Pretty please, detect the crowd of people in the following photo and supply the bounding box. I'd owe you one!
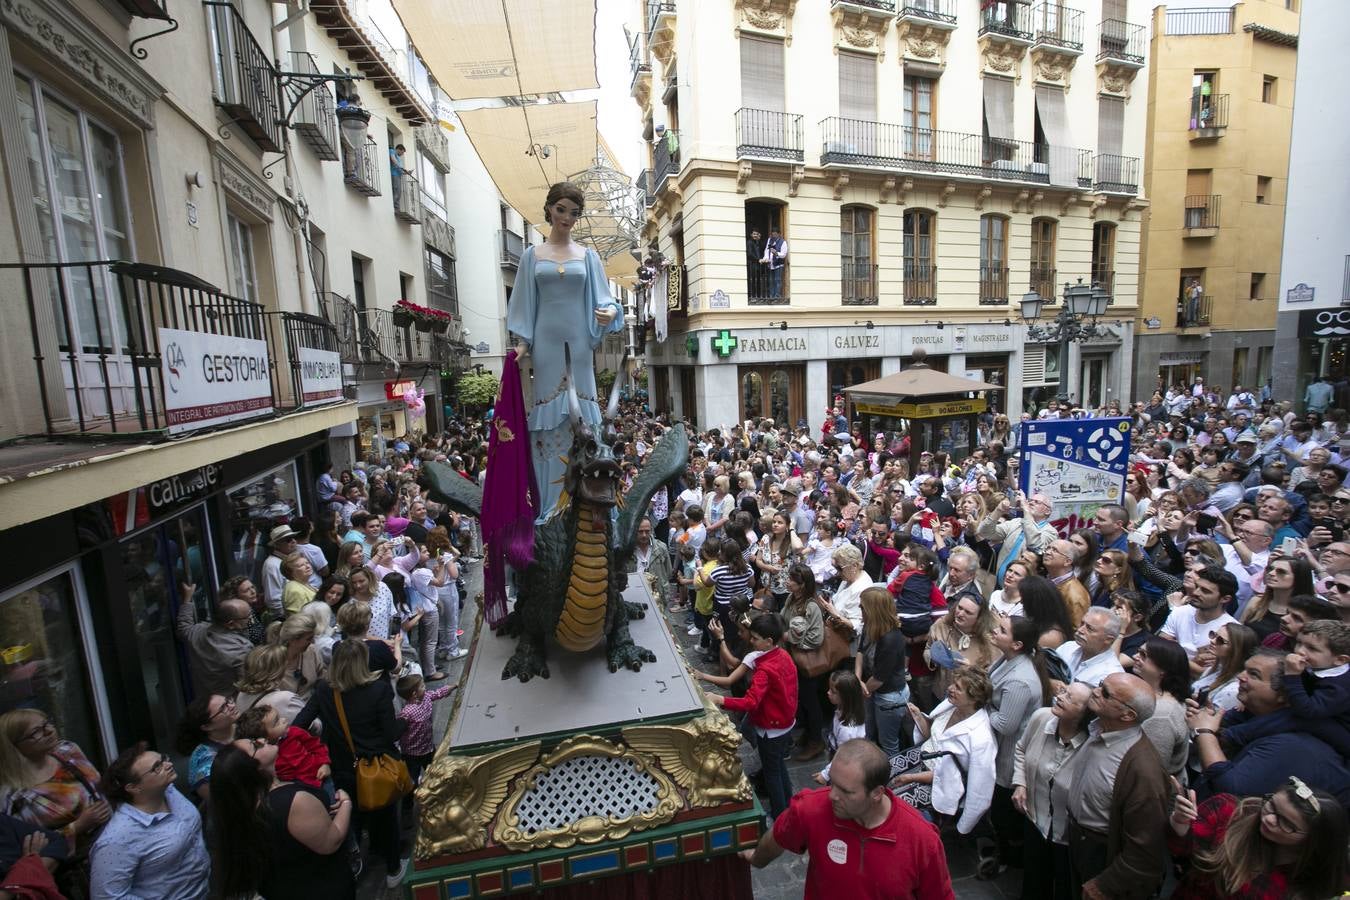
[4,383,1350,898]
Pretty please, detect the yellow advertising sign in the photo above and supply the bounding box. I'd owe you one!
[855,399,983,418]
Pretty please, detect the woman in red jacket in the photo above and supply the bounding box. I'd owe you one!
[708,613,798,819]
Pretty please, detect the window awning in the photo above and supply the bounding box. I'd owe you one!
[390,0,598,100]
[983,76,1015,142]
[1034,84,1077,187]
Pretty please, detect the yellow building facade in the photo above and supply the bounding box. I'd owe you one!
[632,0,1150,431]
[1133,1,1298,399]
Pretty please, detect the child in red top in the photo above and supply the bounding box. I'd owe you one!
[236,704,331,789]
[708,613,798,819]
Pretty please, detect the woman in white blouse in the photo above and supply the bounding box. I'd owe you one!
[818,542,870,639]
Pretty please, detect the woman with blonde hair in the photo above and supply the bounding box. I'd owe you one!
[301,599,338,664]
[273,611,327,699]
[334,540,366,580]
[705,474,734,534]
[1089,549,1135,608]
[820,541,870,636]
[854,586,909,755]
[235,644,305,722]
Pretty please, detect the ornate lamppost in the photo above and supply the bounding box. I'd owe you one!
[1019,278,1111,404]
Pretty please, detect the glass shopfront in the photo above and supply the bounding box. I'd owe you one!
[226,463,302,584]
[0,566,112,764]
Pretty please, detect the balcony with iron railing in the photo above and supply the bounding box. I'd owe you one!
[1097,18,1145,66]
[903,262,938,305]
[647,0,675,39]
[653,131,680,189]
[342,136,382,197]
[1093,154,1139,194]
[736,109,805,163]
[1178,294,1213,328]
[287,52,339,161]
[1189,93,1229,139]
[629,34,651,93]
[979,0,1033,43]
[393,172,422,224]
[1030,3,1084,53]
[831,0,895,13]
[748,261,790,306]
[842,262,879,306]
[637,169,654,208]
[414,121,451,173]
[819,117,1092,188]
[1183,195,1221,235]
[500,230,523,269]
[205,2,284,153]
[1029,265,1057,303]
[315,291,365,364]
[898,0,957,26]
[980,265,1010,305]
[1164,7,1234,36]
[0,259,350,438]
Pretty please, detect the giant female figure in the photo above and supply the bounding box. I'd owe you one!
[506,182,624,522]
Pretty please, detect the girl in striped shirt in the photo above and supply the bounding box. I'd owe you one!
[708,540,755,656]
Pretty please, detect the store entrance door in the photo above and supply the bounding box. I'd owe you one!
[119,505,216,759]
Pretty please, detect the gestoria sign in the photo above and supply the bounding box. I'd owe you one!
[159,327,273,434]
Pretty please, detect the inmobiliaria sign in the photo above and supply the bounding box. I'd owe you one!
[159,327,274,434]
[298,346,343,407]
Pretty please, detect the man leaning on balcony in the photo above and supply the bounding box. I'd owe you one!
[762,228,788,299]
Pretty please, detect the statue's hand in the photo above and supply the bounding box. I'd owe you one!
[595,306,617,328]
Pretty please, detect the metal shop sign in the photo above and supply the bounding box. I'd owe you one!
[298,346,342,407]
[854,399,983,419]
[159,327,273,435]
[102,463,223,537]
[385,379,417,401]
[1019,416,1131,536]
[1298,308,1350,339]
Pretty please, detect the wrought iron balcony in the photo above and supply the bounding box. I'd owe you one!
[1097,18,1144,65]
[1183,195,1221,233]
[363,307,446,365]
[1178,294,1212,328]
[0,259,316,437]
[903,262,938,305]
[287,52,339,161]
[315,291,365,365]
[736,109,805,163]
[831,0,895,12]
[1029,265,1057,303]
[278,311,344,406]
[748,261,790,306]
[979,1,1032,42]
[342,136,382,197]
[1164,7,1234,36]
[980,265,1010,305]
[500,230,523,268]
[1092,268,1115,304]
[842,262,879,306]
[393,172,422,223]
[647,0,675,40]
[653,131,680,189]
[898,0,957,26]
[637,169,654,208]
[1093,154,1139,195]
[1030,3,1084,52]
[205,2,284,152]
[414,121,451,173]
[819,117,1091,187]
[1189,93,1229,138]
[629,34,651,90]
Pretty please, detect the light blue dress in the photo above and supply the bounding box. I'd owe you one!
[506,245,623,522]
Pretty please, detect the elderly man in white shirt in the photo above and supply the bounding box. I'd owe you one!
[1215,517,1272,612]
[1057,607,1126,686]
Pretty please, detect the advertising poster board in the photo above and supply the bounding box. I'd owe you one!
[159,327,273,434]
[1018,416,1132,536]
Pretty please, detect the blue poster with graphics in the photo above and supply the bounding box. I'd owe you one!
[1018,417,1132,534]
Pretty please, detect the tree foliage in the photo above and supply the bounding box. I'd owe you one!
[457,372,500,408]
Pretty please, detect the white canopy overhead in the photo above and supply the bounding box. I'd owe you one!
[391,0,599,100]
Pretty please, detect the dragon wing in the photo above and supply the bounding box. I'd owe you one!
[620,724,703,794]
[420,460,483,519]
[615,423,689,556]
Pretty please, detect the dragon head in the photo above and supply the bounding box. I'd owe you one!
[563,346,624,509]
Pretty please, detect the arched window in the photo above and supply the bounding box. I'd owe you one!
[1030,217,1057,300]
[980,214,1010,304]
[1093,222,1116,301]
[841,205,876,305]
[903,209,936,305]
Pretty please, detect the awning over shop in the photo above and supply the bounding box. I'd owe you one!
[390,0,598,100]
[844,367,1001,403]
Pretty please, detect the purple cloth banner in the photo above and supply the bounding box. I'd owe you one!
[480,350,536,627]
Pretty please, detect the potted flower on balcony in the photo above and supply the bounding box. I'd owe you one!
[425,307,452,335]
[393,299,416,328]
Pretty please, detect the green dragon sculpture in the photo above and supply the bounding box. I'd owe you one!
[422,359,688,682]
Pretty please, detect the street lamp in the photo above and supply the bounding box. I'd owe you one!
[1019,278,1112,404]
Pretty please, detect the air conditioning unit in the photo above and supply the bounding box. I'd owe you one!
[1027,162,1049,176]
[991,159,1020,172]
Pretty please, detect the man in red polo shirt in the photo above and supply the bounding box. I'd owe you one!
[740,739,955,900]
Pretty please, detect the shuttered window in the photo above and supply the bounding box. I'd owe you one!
[983,76,1015,142]
[839,52,876,121]
[740,35,785,112]
[1097,96,1125,156]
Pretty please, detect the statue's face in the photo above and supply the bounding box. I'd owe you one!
[568,428,622,507]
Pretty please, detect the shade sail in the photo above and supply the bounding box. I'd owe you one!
[391,0,598,100]
[456,102,636,280]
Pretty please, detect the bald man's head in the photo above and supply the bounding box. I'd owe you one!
[1091,672,1155,727]
[832,738,890,792]
[216,598,251,629]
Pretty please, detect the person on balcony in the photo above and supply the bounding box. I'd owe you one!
[1184,278,1203,327]
[762,228,788,299]
[389,143,407,206]
[746,229,764,297]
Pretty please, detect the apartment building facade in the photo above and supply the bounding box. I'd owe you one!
[631,0,1148,435]
[1132,1,1298,399]
[0,0,506,761]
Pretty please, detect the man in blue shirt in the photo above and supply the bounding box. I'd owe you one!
[1093,503,1131,552]
[90,743,211,899]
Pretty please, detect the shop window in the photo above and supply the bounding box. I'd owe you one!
[226,463,302,583]
[0,567,108,765]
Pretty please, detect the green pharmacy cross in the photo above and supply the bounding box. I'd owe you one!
[685,334,699,357]
[712,329,738,358]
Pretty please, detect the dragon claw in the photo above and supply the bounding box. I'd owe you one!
[622,600,647,620]
[607,640,656,673]
[502,638,549,682]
